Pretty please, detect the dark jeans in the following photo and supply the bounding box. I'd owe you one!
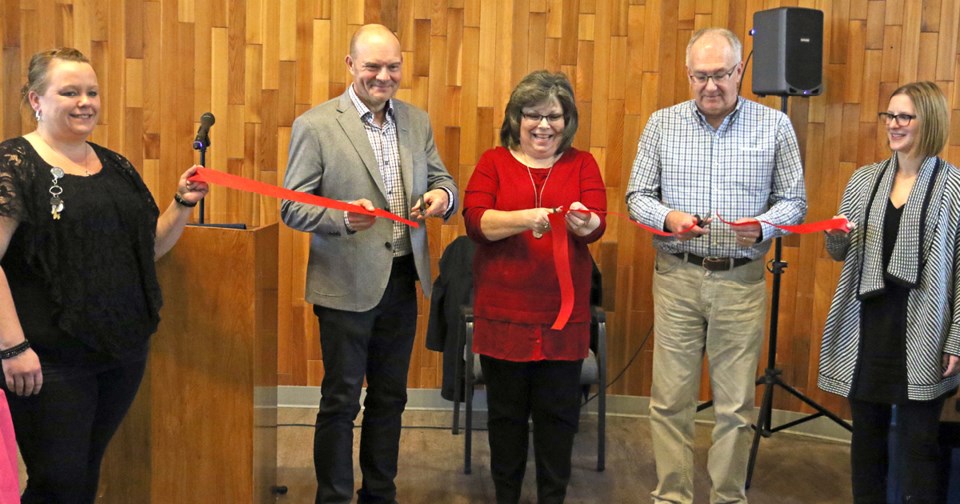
[480,355,583,504]
[313,256,418,504]
[3,357,147,504]
[849,396,947,504]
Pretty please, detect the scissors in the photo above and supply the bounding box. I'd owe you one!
[415,193,427,218]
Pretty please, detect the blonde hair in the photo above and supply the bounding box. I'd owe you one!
[890,81,949,158]
[20,48,91,110]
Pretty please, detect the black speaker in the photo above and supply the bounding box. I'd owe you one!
[751,7,824,97]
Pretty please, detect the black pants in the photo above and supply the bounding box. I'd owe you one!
[313,256,418,504]
[4,357,147,504]
[480,356,583,504]
[849,396,946,503]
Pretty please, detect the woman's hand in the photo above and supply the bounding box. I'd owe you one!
[178,165,209,206]
[824,214,854,237]
[565,201,600,236]
[943,353,960,378]
[2,347,42,396]
[527,207,557,236]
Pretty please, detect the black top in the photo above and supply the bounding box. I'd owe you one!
[852,199,910,403]
[0,137,161,363]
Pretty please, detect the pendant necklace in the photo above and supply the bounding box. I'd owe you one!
[40,138,94,220]
[49,167,64,220]
[522,151,557,239]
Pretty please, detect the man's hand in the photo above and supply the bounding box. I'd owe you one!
[665,210,710,241]
[411,189,450,220]
[732,217,761,247]
[346,199,377,232]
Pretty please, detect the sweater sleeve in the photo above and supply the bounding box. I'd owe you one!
[574,151,606,244]
[826,164,877,261]
[463,149,499,244]
[945,166,960,356]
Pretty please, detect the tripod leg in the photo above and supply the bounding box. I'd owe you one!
[746,372,777,489]
[773,376,852,431]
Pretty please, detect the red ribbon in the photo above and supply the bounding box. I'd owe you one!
[187,167,420,228]
[548,212,575,330]
[715,214,850,234]
[177,171,850,333]
[569,208,699,236]
[544,209,850,330]
[572,208,851,236]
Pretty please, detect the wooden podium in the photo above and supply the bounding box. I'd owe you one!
[98,224,279,503]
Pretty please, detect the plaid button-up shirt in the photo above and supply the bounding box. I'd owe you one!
[626,97,807,260]
[348,86,411,257]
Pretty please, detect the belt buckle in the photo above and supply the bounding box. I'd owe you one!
[702,256,732,272]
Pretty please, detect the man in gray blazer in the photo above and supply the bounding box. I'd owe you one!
[281,24,457,504]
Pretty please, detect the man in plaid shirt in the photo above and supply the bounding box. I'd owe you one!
[626,28,807,503]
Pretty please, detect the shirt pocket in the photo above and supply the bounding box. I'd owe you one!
[729,148,774,194]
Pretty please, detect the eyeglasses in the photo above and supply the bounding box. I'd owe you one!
[878,112,916,127]
[521,112,564,123]
[689,66,739,85]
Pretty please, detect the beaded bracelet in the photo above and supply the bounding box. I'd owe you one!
[0,340,30,360]
[174,192,198,208]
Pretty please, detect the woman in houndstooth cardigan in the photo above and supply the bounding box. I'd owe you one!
[819,81,960,503]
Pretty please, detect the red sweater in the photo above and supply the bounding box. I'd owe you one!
[463,146,606,361]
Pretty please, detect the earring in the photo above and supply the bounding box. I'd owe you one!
[34,110,41,122]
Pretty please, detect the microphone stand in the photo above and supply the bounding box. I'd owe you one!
[744,94,852,488]
[192,136,209,224]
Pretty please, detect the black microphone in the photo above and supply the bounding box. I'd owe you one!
[193,112,215,150]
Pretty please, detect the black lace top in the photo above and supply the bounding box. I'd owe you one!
[0,137,162,363]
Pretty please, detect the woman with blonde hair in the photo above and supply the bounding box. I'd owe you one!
[0,48,207,502]
[819,81,960,503]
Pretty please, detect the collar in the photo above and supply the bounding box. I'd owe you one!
[689,96,743,131]
[347,85,394,123]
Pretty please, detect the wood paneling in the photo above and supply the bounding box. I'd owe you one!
[4,1,960,418]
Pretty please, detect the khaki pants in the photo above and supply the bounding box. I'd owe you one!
[649,252,767,504]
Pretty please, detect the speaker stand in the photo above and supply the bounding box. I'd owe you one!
[744,95,852,488]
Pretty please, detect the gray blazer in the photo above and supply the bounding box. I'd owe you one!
[281,91,457,312]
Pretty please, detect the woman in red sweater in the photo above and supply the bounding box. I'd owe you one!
[462,70,606,503]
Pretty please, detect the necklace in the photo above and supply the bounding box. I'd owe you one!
[520,151,558,239]
[49,167,64,220]
[36,134,94,176]
[35,136,95,220]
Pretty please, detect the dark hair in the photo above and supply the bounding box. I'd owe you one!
[499,71,579,154]
[889,81,949,158]
[20,48,91,109]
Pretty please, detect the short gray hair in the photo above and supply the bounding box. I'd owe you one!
[685,28,742,67]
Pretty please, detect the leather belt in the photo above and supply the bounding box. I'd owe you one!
[672,252,753,272]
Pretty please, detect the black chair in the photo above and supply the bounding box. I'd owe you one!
[451,305,607,474]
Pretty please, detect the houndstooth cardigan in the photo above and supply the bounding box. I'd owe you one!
[818,155,960,401]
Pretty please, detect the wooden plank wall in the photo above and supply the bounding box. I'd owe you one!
[2,0,959,417]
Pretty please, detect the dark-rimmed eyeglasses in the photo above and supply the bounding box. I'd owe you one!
[521,112,564,123]
[878,112,916,127]
[689,65,738,85]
